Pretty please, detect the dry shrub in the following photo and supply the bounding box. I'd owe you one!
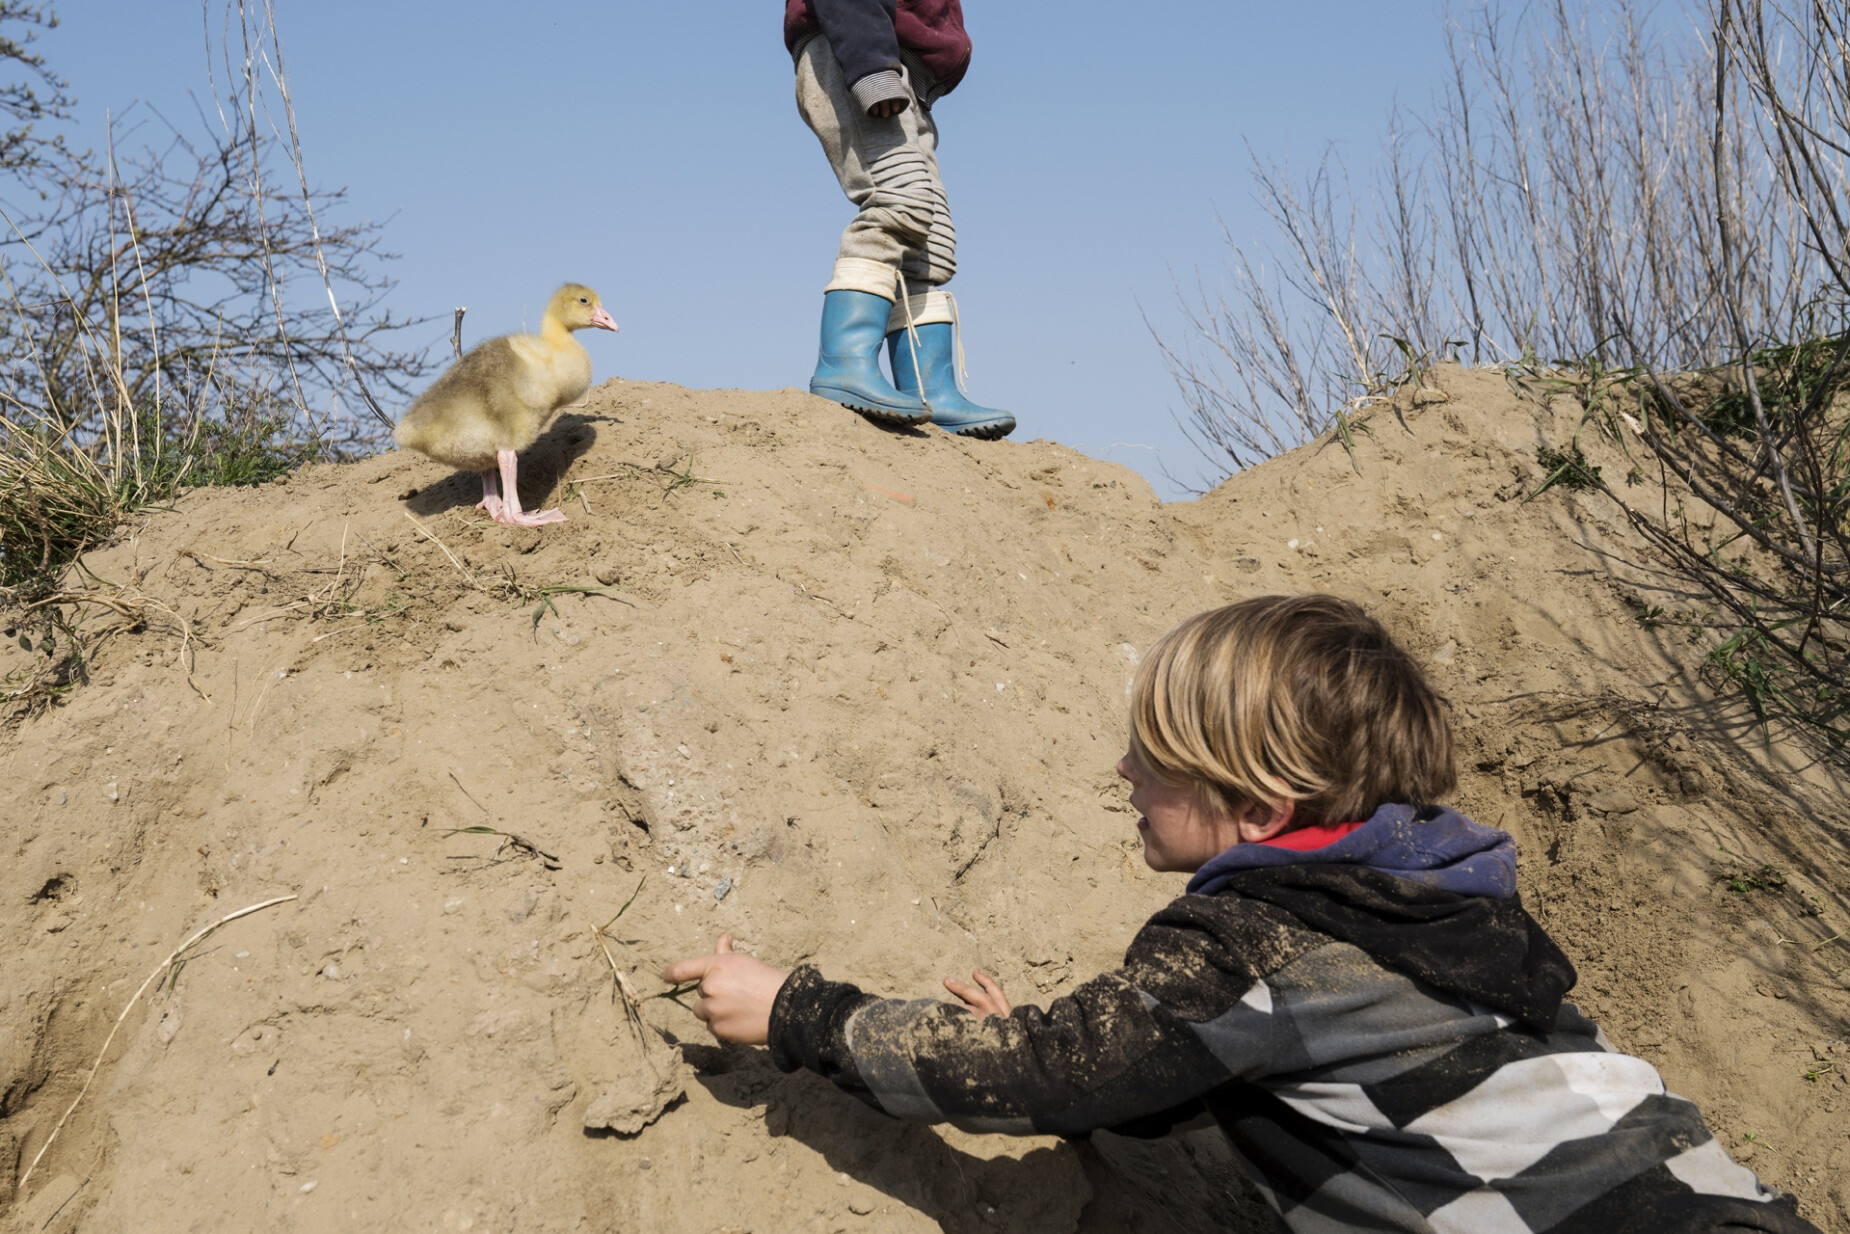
[1,0,430,715]
[1164,0,1850,755]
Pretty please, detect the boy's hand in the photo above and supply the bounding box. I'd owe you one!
[868,97,907,118]
[661,934,788,1046]
[943,969,1012,1019]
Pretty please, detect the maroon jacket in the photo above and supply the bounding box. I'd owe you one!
[784,0,971,97]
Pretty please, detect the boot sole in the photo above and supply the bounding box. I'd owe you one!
[938,418,1016,441]
[811,384,930,427]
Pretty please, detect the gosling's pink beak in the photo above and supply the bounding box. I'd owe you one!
[590,306,619,333]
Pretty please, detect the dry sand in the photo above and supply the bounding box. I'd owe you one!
[2,366,1846,1233]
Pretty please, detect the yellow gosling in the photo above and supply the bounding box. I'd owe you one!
[394,283,618,527]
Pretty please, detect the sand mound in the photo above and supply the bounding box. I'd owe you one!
[2,368,1846,1233]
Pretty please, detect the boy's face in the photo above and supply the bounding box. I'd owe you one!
[1116,749,1244,873]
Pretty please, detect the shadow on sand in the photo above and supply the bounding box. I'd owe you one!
[399,413,601,519]
[669,1043,1272,1234]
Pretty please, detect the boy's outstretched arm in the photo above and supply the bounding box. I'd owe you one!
[766,962,1241,1137]
[747,896,1314,1139]
[658,945,1011,1040]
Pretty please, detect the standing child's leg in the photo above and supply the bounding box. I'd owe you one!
[795,36,930,425]
[878,70,1014,440]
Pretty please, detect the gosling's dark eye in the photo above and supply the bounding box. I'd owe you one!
[578,297,589,304]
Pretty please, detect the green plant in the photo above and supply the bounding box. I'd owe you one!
[1533,443,1603,494]
[442,825,562,870]
[1723,864,1788,894]
[659,453,721,496]
[486,564,628,639]
[1,596,83,713]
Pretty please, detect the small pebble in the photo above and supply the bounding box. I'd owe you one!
[300,1181,317,1194]
[714,878,733,902]
[638,1158,652,1171]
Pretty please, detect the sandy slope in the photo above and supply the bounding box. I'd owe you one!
[2,367,1845,1233]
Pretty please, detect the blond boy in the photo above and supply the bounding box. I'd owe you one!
[667,595,1819,1233]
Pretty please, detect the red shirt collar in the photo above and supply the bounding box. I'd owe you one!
[1254,820,1367,851]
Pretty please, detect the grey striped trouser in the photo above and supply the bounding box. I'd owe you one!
[794,33,957,320]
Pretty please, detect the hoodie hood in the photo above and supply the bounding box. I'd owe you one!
[1186,803,1517,899]
[1187,804,1572,1031]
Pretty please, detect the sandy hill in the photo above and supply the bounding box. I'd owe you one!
[2,368,1846,1233]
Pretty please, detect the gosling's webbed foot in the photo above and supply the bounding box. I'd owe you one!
[490,450,565,527]
[476,471,504,518]
[495,505,567,527]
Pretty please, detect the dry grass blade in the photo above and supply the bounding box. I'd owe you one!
[589,877,676,1043]
[4,583,210,720]
[442,825,563,870]
[15,894,299,1197]
[590,921,650,1047]
[403,511,477,588]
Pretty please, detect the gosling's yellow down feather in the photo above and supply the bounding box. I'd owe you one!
[393,283,617,527]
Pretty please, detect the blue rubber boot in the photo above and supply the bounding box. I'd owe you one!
[887,322,1017,439]
[809,290,928,426]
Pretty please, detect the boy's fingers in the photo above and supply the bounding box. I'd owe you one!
[972,970,1010,1012]
[716,933,734,955]
[943,977,988,1010]
[661,954,714,984]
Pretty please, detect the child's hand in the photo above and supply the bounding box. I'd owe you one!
[943,969,1012,1019]
[661,934,789,1046]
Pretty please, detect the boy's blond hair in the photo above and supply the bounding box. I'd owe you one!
[1129,595,1455,825]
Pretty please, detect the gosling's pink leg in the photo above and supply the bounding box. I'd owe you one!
[493,448,566,527]
[475,470,503,518]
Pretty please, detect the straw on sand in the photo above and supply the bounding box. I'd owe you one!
[16,894,299,1196]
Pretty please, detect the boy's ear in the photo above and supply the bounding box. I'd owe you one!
[1234,797,1296,843]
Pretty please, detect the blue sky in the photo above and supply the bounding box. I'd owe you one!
[48,2,1454,498]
